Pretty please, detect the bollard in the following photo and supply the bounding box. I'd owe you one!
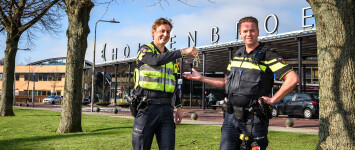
[285,118,294,127]
[96,107,100,113]
[114,109,118,114]
[191,113,198,120]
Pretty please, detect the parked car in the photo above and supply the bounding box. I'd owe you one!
[272,93,319,119]
[42,95,62,104]
[212,97,228,110]
[84,95,98,103]
[82,96,90,105]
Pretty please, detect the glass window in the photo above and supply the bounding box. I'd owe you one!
[57,91,61,96]
[43,74,47,81]
[54,74,61,81]
[57,74,62,81]
[47,91,51,95]
[283,94,294,102]
[25,74,29,81]
[305,68,311,79]
[296,94,312,101]
[48,74,52,81]
[311,94,319,100]
[42,91,46,95]
[38,74,43,81]
[15,74,20,81]
[312,69,318,79]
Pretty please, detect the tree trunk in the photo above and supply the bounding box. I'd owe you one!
[0,32,20,116]
[57,0,94,133]
[307,0,355,149]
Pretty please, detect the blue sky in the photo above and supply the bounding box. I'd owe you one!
[0,0,315,65]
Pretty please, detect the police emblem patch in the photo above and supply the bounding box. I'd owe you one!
[140,47,148,53]
[278,57,285,64]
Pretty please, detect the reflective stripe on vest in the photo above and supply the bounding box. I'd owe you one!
[227,56,287,73]
[134,44,176,93]
[228,56,267,72]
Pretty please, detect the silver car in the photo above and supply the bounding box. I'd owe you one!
[42,95,62,104]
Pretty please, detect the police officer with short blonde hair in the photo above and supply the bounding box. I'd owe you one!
[132,18,198,150]
[183,16,299,150]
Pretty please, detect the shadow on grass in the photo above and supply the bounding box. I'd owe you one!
[294,125,319,128]
[22,114,61,117]
[91,126,132,132]
[0,128,129,149]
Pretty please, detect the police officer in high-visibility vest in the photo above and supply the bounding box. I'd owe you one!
[183,16,299,150]
[132,18,198,150]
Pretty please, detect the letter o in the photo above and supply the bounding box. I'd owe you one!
[264,14,279,34]
[124,45,130,58]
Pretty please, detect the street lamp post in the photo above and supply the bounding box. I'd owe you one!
[14,48,31,105]
[91,19,120,112]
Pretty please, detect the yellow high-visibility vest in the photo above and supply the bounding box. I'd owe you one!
[134,44,177,93]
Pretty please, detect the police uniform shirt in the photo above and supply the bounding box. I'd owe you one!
[225,43,293,106]
[134,42,182,107]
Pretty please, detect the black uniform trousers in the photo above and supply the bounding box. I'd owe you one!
[132,104,175,150]
[220,112,269,150]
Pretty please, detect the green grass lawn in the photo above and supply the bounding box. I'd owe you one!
[0,108,318,150]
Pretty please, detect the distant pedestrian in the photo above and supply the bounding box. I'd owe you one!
[206,92,215,107]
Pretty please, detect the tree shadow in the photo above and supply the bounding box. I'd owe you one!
[330,0,355,145]
[23,114,61,117]
[0,125,133,149]
[0,131,108,148]
[91,126,132,132]
[313,0,355,147]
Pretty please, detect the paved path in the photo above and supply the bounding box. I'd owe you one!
[14,103,319,135]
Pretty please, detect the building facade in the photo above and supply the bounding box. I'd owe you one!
[0,57,92,99]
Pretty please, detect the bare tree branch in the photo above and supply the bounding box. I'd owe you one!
[8,0,14,23]
[147,0,198,10]
[176,0,196,7]
[0,2,10,27]
[207,0,216,4]
[19,0,60,34]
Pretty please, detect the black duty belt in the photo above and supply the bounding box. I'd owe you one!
[229,95,257,108]
[146,98,171,105]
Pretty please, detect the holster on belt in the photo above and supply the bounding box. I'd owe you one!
[246,98,272,120]
[126,95,140,117]
[221,99,234,114]
[233,106,248,121]
[257,98,273,120]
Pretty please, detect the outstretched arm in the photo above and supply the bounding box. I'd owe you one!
[141,46,198,66]
[183,68,226,88]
